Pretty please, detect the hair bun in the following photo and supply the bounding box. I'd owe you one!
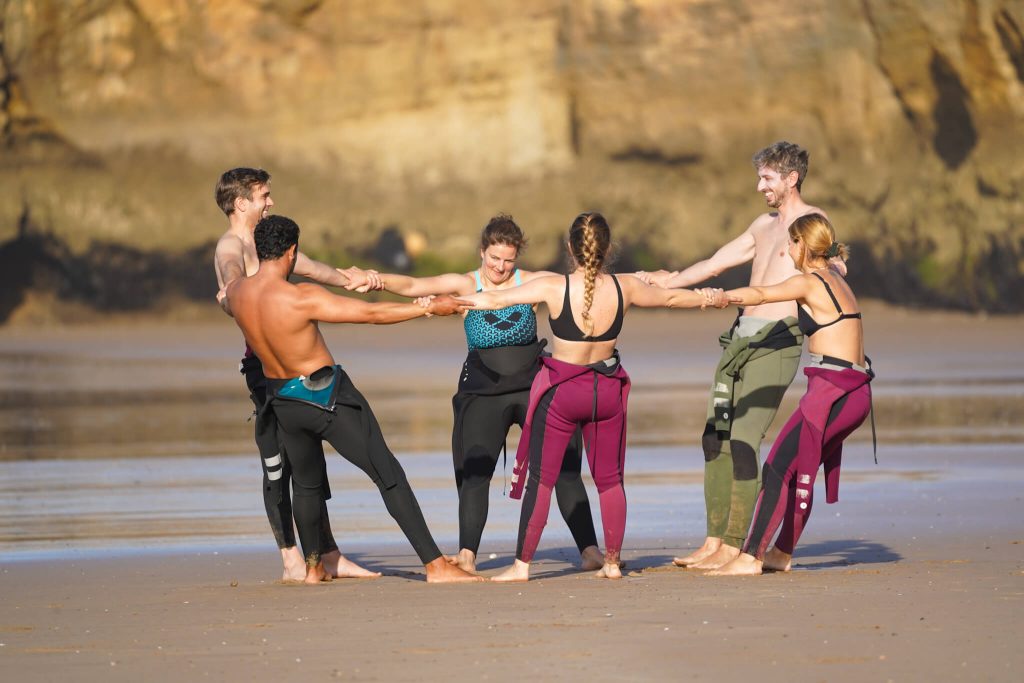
[825,243,841,259]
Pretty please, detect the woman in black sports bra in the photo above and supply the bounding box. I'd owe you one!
[463,212,729,582]
[709,213,875,577]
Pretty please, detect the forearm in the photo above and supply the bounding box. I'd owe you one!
[664,260,719,288]
[362,302,430,324]
[665,288,707,309]
[726,286,766,307]
[381,274,428,297]
[298,258,349,287]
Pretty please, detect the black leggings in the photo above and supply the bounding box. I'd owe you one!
[270,382,442,565]
[454,390,598,554]
[244,361,336,553]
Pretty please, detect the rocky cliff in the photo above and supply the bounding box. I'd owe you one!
[1,0,1022,317]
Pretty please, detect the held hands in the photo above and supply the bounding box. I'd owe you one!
[696,287,730,309]
[635,269,677,288]
[340,266,384,293]
[426,294,472,317]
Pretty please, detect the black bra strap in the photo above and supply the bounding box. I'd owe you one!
[811,272,844,315]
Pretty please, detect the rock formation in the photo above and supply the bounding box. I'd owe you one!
[1,0,1021,315]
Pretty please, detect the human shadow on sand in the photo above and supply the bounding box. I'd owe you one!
[786,539,902,569]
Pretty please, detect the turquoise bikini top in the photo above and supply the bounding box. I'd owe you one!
[463,270,538,350]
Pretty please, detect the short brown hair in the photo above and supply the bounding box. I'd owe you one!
[479,213,528,253]
[215,168,271,216]
[752,141,809,192]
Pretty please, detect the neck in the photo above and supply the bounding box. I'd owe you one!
[257,257,292,280]
[228,214,256,236]
[775,191,807,224]
[801,258,828,274]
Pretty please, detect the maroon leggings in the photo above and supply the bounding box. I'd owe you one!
[517,371,627,562]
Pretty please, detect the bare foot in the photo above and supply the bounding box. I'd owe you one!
[691,543,740,570]
[672,536,722,567]
[595,562,622,579]
[303,561,331,585]
[580,545,604,571]
[446,549,477,573]
[281,546,306,582]
[491,559,530,583]
[705,552,762,576]
[424,556,486,583]
[762,547,792,572]
[322,550,381,579]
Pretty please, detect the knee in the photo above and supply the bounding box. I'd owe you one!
[702,425,724,463]
[730,440,759,480]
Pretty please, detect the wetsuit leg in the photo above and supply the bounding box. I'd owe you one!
[579,374,628,560]
[516,386,578,562]
[244,365,296,549]
[743,409,804,559]
[719,346,801,549]
[453,393,515,554]
[552,427,599,553]
[268,414,328,566]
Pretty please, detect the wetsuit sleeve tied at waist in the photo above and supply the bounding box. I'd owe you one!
[710,318,803,437]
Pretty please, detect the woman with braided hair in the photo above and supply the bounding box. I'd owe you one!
[464,212,729,582]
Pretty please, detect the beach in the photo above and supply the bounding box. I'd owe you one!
[1,305,1022,681]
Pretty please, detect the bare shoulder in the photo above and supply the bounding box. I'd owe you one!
[518,269,560,283]
[747,211,778,235]
[802,205,828,219]
[215,231,244,256]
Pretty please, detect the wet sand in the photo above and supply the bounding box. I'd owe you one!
[1,304,1023,680]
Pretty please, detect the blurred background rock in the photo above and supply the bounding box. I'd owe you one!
[1,0,1021,323]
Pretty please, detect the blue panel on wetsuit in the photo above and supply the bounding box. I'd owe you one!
[276,366,339,407]
[464,269,537,349]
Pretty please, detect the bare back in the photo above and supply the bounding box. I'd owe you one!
[745,205,825,319]
[800,270,865,365]
[548,272,623,365]
[227,275,334,379]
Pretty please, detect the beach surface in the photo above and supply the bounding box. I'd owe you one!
[1,304,1022,681]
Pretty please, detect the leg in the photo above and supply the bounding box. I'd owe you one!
[493,388,577,582]
[674,423,727,567]
[580,385,628,580]
[696,346,801,569]
[317,381,481,583]
[272,421,330,584]
[450,394,511,571]
[549,426,601,569]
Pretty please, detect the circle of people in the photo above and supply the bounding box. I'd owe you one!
[214,140,874,584]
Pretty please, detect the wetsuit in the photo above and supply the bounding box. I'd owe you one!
[743,275,871,558]
[701,314,804,549]
[453,270,598,555]
[240,347,337,554]
[512,275,629,562]
[263,365,441,565]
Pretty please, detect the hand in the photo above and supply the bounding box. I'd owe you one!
[708,288,730,308]
[648,269,676,288]
[340,266,383,293]
[634,270,653,285]
[696,287,724,309]
[427,294,472,317]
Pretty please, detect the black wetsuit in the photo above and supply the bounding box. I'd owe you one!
[264,365,442,565]
[241,351,337,553]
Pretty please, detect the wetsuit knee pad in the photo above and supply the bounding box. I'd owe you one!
[730,440,758,480]
[702,425,724,463]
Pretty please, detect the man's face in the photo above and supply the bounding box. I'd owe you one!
[756,166,792,209]
[239,183,274,226]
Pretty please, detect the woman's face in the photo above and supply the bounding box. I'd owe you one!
[479,243,519,285]
[787,234,804,269]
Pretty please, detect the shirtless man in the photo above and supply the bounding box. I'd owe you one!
[642,142,830,571]
[214,167,381,581]
[223,214,483,584]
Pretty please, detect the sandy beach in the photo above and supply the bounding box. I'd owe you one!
[1,305,1022,681]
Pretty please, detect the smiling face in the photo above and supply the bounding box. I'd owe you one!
[787,233,804,270]
[237,182,274,228]
[756,166,794,209]
[479,242,519,286]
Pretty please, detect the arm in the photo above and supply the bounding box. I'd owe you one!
[658,228,758,288]
[380,272,474,297]
[727,274,810,307]
[299,284,468,324]
[293,251,356,288]
[214,237,246,316]
[460,276,560,310]
[621,275,726,309]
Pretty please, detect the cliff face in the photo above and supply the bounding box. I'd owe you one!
[2,0,1023,312]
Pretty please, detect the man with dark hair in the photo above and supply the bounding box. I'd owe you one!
[643,141,833,571]
[214,167,381,581]
[224,215,482,584]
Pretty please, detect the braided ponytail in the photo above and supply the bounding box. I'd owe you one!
[568,212,612,338]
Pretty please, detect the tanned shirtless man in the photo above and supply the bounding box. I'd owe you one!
[224,214,483,584]
[642,142,832,571]
[214,167,381,581]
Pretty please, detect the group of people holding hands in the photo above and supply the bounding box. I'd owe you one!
[214,140,874,584]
